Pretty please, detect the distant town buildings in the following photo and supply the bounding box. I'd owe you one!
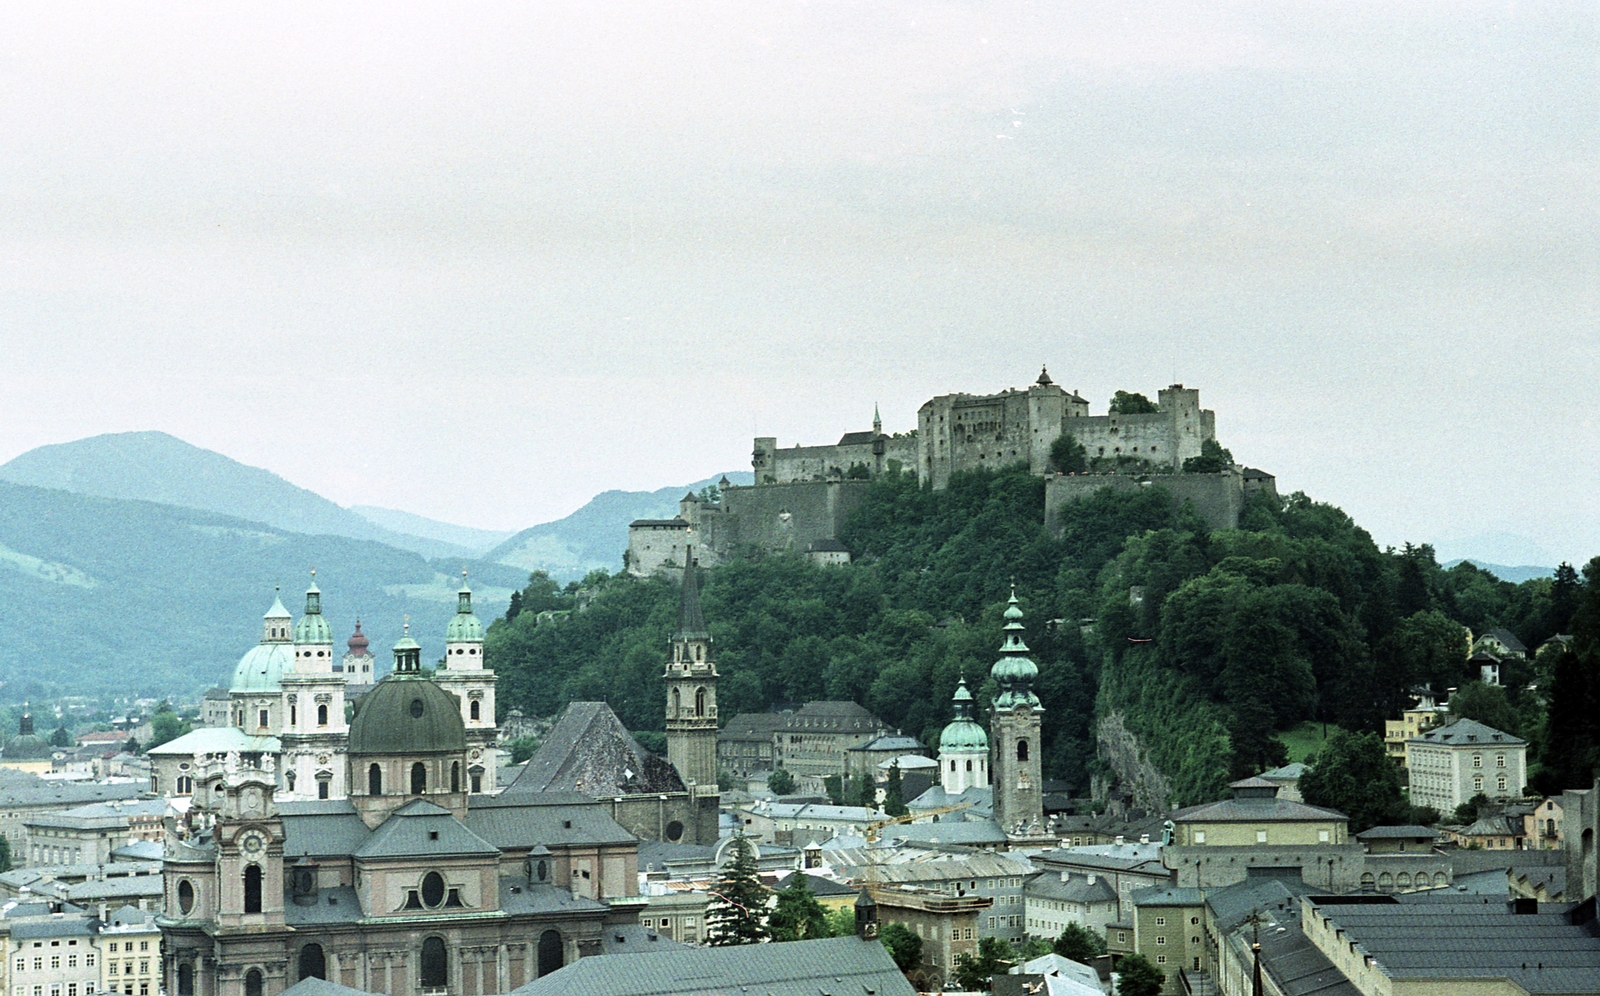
[1405,718,1528,813]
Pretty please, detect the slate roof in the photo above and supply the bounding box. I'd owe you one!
[111,840,164,861]
[1408,718,1526,747]
[885,819,1009,847]
[466,793,638,848]
[1480,628,1528,654]
[507,701,686,797]
[0,783,146,808]
[1130,885,1204,907]
[1310,894,1600,992]
[1026,875,1119,905]
[630,518,689,528]
[718,713,784,741]
[278,977,374,996]
[500,878,610,917]
[147,727,280,755]
[598,922,687,955]
[1458,815,1521,838]
[1356,825,1439,840]
[283,885,364,925]
[1034,843,1165,873]
[10,916,95,940]
[852,734,926,753]
[836,431,878,446]
[66,877,164,901]
[351,800,499,860]
[1171,796,1346,824]
[906,784,992,818]
[281,802,373,859]
[510,934,915,996]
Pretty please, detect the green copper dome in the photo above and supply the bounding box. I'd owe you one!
[445,578,483,643]
[5,715,52,760]
[232,643,293,693]
[938,678,988,753]
[293,579,333,645]
[990,588,1041,711]
[348,675,466,755]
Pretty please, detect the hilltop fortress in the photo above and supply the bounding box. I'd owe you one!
[629,369,1275,575]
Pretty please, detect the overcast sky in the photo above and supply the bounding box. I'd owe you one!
[2,2,1595,564]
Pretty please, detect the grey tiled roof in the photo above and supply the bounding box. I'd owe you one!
[1027,875,1119,904]
[499,878,609,917]
[597,922,687,955]
[1130,885,1204,907]
[10,916,96,939]
[1356,825,1439,839]
[283,885,364,924]
[278,977,373,996]
[282,804,373,859]
[510,934,915,996]
[1408,718,1526,746]
[1171,797,1346,824]
[351,800,499,859]
[465,793,638,848]
[507,701,686,797]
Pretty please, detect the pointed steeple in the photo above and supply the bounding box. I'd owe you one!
[263,587,292,643]
[990,585,1041,711]
[675,553,710,641]
[873,403,883,436]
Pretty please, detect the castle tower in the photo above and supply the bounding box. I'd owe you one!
[434,572,499,793]
[340,620,378,684]
[280,575,348,800]
[989,587,1045,835]
[665,553,719,795]
[938,678,989,795]
[204,756,286,933]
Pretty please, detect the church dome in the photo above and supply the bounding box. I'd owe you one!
[938,679,988,753]
[293,580,333,645]
[990,589,1041,710]
[5,716,52,760]
[445,579,484,643]
[231,643,293,693]
[347,621,370,656]
[347,676,465,756]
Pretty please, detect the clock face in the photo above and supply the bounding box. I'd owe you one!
[241,832,264,854]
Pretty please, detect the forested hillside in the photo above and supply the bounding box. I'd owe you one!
[485,465,1592,806]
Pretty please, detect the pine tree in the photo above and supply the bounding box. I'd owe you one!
[883,761,908,817]
[706,835,769,945]
[1117,953,1166,996]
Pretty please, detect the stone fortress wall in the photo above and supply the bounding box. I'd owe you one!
[628,369,1275,573]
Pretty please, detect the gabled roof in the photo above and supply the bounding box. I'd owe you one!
[510,934,915,996]
[465,793,638,848]
[1408,718,1526,747]
[1026,875,1119,905]
[1479,628,1528,654]
[507,701,686,797]
[836,431,878,446]
[352,800,499,860]
[281,801,372,859]
[278,978,373,996]
[147,727,280,756]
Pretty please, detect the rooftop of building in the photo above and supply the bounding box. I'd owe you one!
[146,726,280,756]
[1130,885,1205,907]
[1409,717,1527,747]
[1355,825,1441,840]
[1027,874,1119,905]
[1033,842,1166,872]
[506,701,686,797]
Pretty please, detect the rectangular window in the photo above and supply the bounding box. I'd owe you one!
[1157,955,1167,965]
[1118,932,1127,944]
[108,946,116,955]
[137,963,147,975]
[1319,830,1330,842]
[68,988,77,996]
[1155,917,1166,926]
[1157,936,1166,945]
[85,957,94,968]
[108,965,117,978]
[123,965,132,977]
[33,960,42,972]
[50,958,59,970]
[68,957,76,969]
[15,960,23,974]
[1497,754,1506,767]
[1194,831,1206,844]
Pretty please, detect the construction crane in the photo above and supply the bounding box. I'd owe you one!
[857,803,972,893]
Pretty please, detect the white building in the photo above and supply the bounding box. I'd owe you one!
[1405,718,1528,814]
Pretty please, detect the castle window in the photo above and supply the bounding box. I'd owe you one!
[469,701,480,721]
[451,762,461,794]
[243,865,262,914]
[1017,739,1029,762]
[671,688,680,715]
[411,762,427,795]
[317,704,328,726]
[285,771,296,793]
[368,764,382,796]
[420,938,448,989]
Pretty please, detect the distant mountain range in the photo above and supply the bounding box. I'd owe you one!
[0,433,747,699]
[1442,560,1555,584]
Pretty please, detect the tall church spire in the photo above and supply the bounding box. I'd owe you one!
[665,551,718,795]
[873,403,882,436]
[989,585,1045,836]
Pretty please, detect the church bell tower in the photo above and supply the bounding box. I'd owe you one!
[665,553,719,795]
[990,586,1046,838]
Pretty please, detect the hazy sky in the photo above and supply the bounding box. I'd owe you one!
[2,2,1595,564]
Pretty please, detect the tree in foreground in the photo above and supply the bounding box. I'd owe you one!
[767,767,796,796]
[1298,729,1405,832]
[878,921,923,972]
[705,835,768,945]
[1110,390,1159,414]
[767,874,828,941]
[1050,433,1088,473]
[1116,953,1166,996]
[1053,922,1107,964]
[883,761,908,817]
[952,936,1016,991]
[1182,437,1235,473]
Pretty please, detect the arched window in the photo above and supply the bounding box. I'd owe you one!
[285,770,296,793]
[1017,739,1029,762]
[965,760,972,771]
[298,944,326,981]
[421,871,446,907]
[245,970,263,996]
[1378,872,1393,890]
[177,879,195,915]
[670,688,680,715]
[469,701,480,721]
[695,688,706,717]
[949,760,956,772]
[420,937,448,989]
[177,775,193,795]
[1396,872,1411,889]
[537,930,563,978]
[177,963,194,996]
[317,704,328,726]
[1361,872,1375,889]
[451,762,460,794]
[368,763,382,796]
[411,762,427,795]
[243,864,262,914]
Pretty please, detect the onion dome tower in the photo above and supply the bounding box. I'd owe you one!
[664,552,719,796]
[229,591,295,734]
[435,571,498,793]
[938,678,989,794]
[281,573,348,800]
[346,621,469,827]
[989,586,1044,834]
[341,621,377,684]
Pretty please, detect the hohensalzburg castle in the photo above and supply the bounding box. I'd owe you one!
[630,369,1273,575]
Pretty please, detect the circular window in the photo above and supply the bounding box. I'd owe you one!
[665,820,684,843]
[178,879,195,915]
[421,871,446,908]
[410,699,424,718]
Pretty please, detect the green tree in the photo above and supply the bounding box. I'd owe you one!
[503,736,541,764]
[1053,922,1106,963]
[0,836,10,873]
[49,726,72,748]
[146,701,190,750]
[1049,433,1088,473]
[1117,953,1166,996]
[823,905,857,938]
[953,936,1016,990]
[823,774,845,806]
[767,767,796,796]
[879,921,923,972]
[1110,391,1159,414]
[852,774,877,809]
[883,761,908,817]
[768,875,829,941]
[1017,938,1054,960]
[705,835,769,945]
[1181,438,1234,473]
[1453,792,1490,824]
[718,769,737,792]
[1537,557,1600,793]
[1447,682,1521,737]
[1297,729,1405,831]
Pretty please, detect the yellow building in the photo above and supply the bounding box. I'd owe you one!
[97,908,160,996]
[1384,706,1445,766]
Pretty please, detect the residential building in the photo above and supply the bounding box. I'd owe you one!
[1447,814,1525,850]
[1353,826,1452,893]
[23,801,169,869]
[97,907,160,996]
[1164,777,1362,891]
[636,888,708,945]
[737,802,885,845]
[1527,796,1564,849]
[7,909,96,996]
[1030,843,1173,922]
[714,714,781,779]
[1405,718,1528,813]
[1023,869,1120,942]
[872,887,991,988]
[0,784,148,867]
[1130,886,1205,993]
[825,850,1035,944]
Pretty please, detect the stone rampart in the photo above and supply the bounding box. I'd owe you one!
[1045,469,1260,533]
